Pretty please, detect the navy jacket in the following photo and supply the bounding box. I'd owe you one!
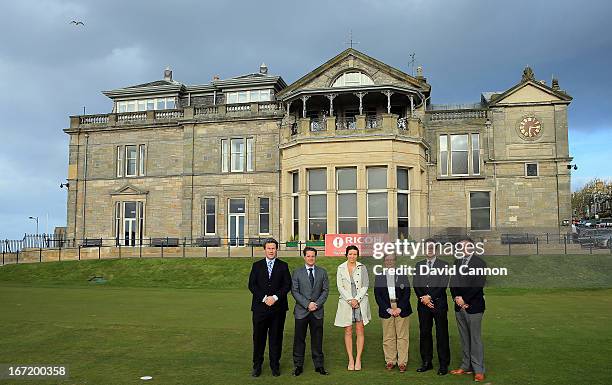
[374,272,412,319]
[413,258,450,313]
[449,255,486,314]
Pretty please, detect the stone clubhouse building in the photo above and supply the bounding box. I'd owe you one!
[63,48,573,247]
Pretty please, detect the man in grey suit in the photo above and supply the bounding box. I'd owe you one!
[291,246,330,376]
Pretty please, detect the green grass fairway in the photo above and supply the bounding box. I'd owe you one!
[1,257,611,384]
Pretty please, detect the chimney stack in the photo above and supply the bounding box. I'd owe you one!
[164,66,172,81]
[259,62,268,75]
[552,77,560,90]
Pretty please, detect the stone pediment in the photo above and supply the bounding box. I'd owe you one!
[277,48,430,99]
[490,78,572,106]
[110,184,149,196]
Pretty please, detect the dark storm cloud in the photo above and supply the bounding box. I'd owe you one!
[0,0,611,237]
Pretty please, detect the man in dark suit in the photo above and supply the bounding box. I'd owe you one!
[290,246,330,376]
[248,238,292,377]
[413,238,451,375]
[374,254,412,372]
[450,237,487,383]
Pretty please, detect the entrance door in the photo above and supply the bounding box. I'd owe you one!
[228,198,246,246]
[123,202,137,246]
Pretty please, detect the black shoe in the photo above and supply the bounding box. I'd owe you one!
[251,366,262,377]
[292,366,303,376]
[271,368,280,377]
[437,367,448,375]
[315,367,330,375]
[416,362,433,372]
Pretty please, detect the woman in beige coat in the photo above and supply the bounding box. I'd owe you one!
[334,245,372,370]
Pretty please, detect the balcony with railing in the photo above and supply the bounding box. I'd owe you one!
[69,102,285,130]
[287,114,424,141]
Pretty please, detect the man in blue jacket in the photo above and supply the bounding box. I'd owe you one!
[374,254,412,372]
[450,237,487,382]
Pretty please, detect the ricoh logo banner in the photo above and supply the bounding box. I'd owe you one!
[324,234,388,256]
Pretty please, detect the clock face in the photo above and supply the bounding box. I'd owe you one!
[518,116,542,139]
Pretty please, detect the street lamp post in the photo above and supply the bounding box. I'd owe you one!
[28,216,39,235]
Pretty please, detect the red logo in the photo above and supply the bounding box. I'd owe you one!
[324,234,388,256]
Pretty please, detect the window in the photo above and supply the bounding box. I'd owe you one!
[115,97,177,113]
[397,167,410,239]
[116,146,123,177]
[337,168,357,234]
[472,133,480,175]
[439,135,448,176]
[439,134,481,176]
[204,198,216,235]
[367,167,388,233]
[259,197,270,234]
[470,191,491,230]
[139,144,146,176]
[125,145,137,177]
[292,172,299,238]
[226,89,273,104]
[451,134,469,175]
[116,144,146,178]
[221,137,254,173]
[332,71,374,87]
[231,138,244,172]
[525,163,539,177]
[308,169,327,240]
[114,201,145,246]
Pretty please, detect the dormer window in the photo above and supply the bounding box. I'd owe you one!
[332,71,374,87]
[116,97,177,113]
[226,89,273,104]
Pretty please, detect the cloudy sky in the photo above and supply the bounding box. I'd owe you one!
[0,0,610,238]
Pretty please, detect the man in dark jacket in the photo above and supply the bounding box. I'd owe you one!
[248,238,291,377]
[449,237,487,382]
[374,254,412,372]
[413,238,451,375]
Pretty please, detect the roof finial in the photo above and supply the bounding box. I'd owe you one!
[345,30,360,49]
[522,66,535,82]
[259,62,268,75]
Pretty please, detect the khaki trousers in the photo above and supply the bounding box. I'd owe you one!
[381,302,410,365]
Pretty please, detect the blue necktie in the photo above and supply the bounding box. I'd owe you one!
[267,260,274,278]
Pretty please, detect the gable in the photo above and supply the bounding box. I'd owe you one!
[110,184,149,196]
[278,48,429,98]
[496,83,563,104]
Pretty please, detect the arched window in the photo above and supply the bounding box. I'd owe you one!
[332,71,374,87]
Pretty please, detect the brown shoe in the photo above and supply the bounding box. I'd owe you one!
[450,368,473,375]
[474,373,485,382]
[399,364,406,373]
[385,362,395,370]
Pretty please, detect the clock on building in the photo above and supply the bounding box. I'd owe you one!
[518,116,542,139]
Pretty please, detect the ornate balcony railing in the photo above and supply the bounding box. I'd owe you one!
[336,116,357,130]
[365,115,382,129]
[397,117,407,130]
[310,118,326,132]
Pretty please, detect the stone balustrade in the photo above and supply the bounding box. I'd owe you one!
[427,109,488,121]
[70,102,285,128]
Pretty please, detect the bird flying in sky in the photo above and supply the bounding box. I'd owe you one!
[70,20,85,26]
